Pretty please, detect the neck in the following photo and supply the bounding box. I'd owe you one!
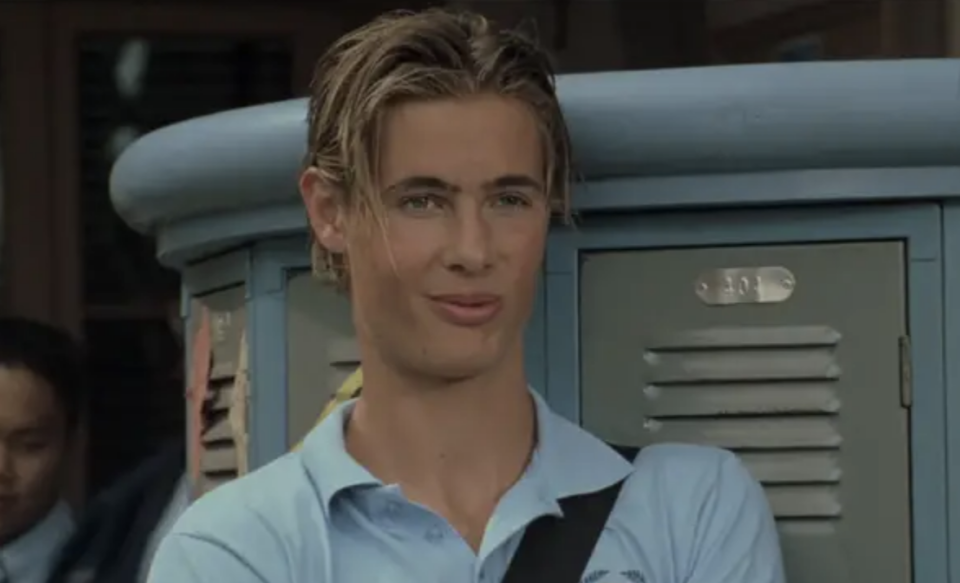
[346,350,535,537]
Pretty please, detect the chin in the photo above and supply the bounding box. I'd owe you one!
[427,359,494,382]
[416,348,502,383]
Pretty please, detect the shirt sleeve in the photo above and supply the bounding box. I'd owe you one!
[685,453,786,583]
[146,533,269,583]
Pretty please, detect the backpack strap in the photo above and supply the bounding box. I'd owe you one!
[501,443,640,583]
[607,443,641,462]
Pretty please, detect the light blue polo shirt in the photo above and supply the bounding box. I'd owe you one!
[148,392,785,583]
[0,500,73,583]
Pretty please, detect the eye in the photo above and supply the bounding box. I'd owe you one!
[399,194,443,212]
[20,441,48,452]
[14,437,50,453]
[494,192,531,208]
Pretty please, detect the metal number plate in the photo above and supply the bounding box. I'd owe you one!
[695,266,796,306]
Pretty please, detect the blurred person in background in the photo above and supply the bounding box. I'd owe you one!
[46,300,188,583]
[0,318,85,583]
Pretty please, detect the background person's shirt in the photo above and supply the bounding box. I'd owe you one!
[137,474,191,583]
[0,501,73,583]
[147,392,786,583]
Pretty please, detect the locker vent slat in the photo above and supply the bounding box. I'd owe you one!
[641,325,843,521]
[190,289,248,496]
[199,377,240,492]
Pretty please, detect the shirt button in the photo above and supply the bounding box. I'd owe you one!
[380,500,403,520]
[424,526,445,543]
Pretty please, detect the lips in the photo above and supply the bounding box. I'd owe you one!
[428,294,502,327]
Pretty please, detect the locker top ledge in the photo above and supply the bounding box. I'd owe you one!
[110,60,960,261]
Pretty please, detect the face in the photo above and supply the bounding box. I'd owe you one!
[302,94,550,382]
[0,366,68,544]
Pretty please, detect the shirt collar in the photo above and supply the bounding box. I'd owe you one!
[301,397,380,512]
[0,500,74,581]
[531,390,634,501]
[299,389,633,513]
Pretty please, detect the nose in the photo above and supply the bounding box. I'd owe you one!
[443,201,493,275]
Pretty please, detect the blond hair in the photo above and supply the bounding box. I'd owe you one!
[304,8,572,286]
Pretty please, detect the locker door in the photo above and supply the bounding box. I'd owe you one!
[286,270,357,448]
[580,241,911,583]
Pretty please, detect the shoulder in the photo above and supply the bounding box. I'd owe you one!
[613,443,763,542]
[611,443,784,583]
[149,452,331,582]
[619,442,766,518]
[171,451,322,535]
[632,442,742,482]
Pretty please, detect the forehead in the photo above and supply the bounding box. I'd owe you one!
[378,94,543,186]
[0,366,62,431]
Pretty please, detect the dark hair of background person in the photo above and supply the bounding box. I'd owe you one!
[0,317,87,428]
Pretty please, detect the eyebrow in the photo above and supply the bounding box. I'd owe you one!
[385,174,544,195]
[1,426,50,439]
[486,175,543,192]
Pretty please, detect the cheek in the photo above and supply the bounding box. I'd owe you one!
[347,224,440,324]
[351,219,442,283]
[13,446,63,488]
[389,217,448,257]
[497,216,548,269]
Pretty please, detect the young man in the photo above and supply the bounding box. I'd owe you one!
[0,318,84,583]
[148,8,785,583]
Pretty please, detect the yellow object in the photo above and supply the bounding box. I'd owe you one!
[292,367,364,450]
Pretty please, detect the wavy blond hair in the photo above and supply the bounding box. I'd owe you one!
[303,8,572,287]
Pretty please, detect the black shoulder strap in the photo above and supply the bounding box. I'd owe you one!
[501,443,640,583]
[607,443,641,462]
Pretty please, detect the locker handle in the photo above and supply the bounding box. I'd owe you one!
[899,335,913,409]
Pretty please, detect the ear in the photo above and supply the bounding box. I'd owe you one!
[299,167,347,254]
